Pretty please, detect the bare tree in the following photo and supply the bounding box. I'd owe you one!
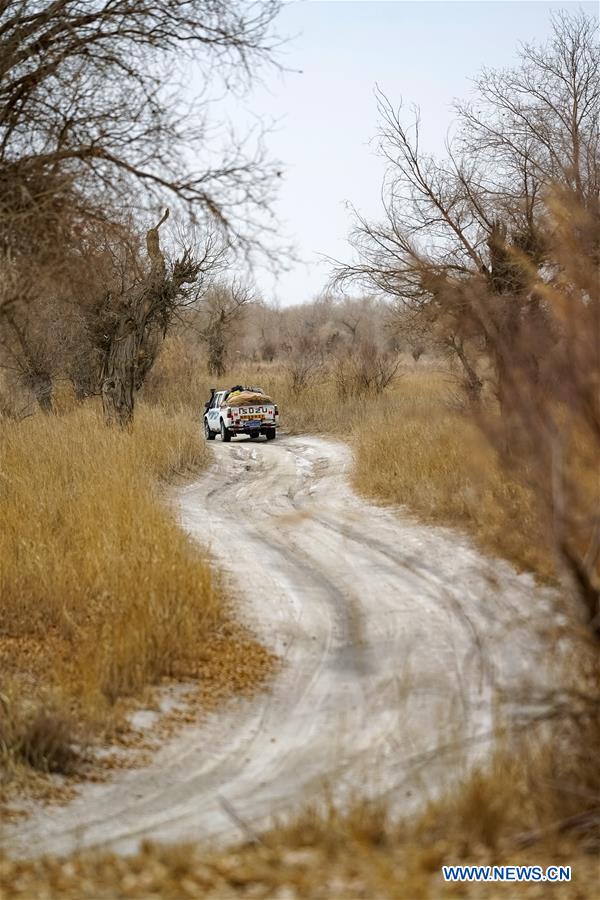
[336,10,600,636]
[283,332,324,391]
[457,11,600,209]
[0,1,283,413]
[279,298,339,390]
[0,229,94,411]
[335,11,599,403]
[477,190,599,637]
[193,281,254,377]
[0,311,54,412]
[0,1,281,253]
[333,341,400,399]
[95,212,224,425]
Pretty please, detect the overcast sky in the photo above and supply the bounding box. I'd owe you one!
[200,1,598,306]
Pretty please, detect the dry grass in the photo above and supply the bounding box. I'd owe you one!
[147,346,554,578]
[0,401,273,786]
[0,361,594,895]
[349,374,555,579]
[2,719,598,898]
[5,340,577,898]
[0,703,79,777]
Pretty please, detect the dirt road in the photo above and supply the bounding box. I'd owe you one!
[5,436,550,857]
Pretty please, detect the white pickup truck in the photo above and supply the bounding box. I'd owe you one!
[204,387,279,442]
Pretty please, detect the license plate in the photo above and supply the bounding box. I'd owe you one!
[245,419,261,428]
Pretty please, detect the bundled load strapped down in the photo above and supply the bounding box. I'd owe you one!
[205,385,279,441]
[221,389,273,407]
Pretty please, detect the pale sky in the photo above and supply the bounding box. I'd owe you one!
[199,1,598,305]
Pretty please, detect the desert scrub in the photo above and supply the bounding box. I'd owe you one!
[0,402,239,770]
[0,692,79,776]
[146,347,553,577]
[352,398,553,579]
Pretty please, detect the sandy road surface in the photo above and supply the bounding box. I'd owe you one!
[5,435,550,857]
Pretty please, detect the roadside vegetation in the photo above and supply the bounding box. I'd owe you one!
[2,715,600,897]
[147,350,555,579]
[0,400,273,794]
[1,3,598,898]
[136,11,600,893]
[0,0,280,795]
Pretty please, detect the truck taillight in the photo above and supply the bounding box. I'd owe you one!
[274,405,279,415]
[226,409,232,419]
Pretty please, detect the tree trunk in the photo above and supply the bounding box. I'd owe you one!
[207,322,226,376]
[101,323,139,427]
[448,336,482,402]
[69,360,98,402]
[100,210,170,426]
[494,300,521,420]
[29,370,53,413]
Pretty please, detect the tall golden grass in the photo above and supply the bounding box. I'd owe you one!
[350,377,555,578]
[0,402,226,775]
[135,339,598,894]
[146,348,553,578]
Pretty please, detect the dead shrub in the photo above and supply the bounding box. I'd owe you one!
[0,695,80,776]
[18,708,80,775]
[283,336,324,392]
[333,341,400,398]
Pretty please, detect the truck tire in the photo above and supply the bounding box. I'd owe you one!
[204,419,215,441]
[250,431,260,440]
[220,420,231,443]
[266,430,276,441]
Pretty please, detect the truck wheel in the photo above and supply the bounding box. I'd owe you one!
[250,431,260,440]
[204,419,215,441]
[220,421,231,443]
[266,430,276,441]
